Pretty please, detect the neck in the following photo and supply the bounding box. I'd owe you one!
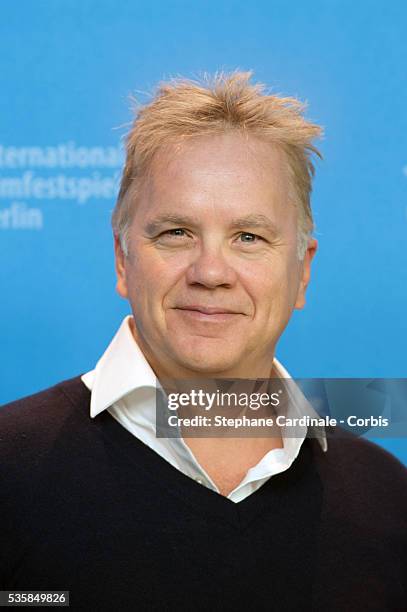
[128,317,284,497]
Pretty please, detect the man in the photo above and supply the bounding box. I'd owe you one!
[1,72,406,611]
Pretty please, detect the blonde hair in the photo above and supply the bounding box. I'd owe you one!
[112,71,323,259]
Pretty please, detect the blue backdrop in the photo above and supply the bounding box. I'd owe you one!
[1,0,406,464]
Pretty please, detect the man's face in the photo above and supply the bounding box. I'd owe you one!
[115,132,316,379]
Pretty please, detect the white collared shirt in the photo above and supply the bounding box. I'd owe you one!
[82,315,327,503]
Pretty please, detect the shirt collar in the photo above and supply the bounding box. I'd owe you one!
[83,315,157,418]
[272,360,328,452]
[82,315,327,451]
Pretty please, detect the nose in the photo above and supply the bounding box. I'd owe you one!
[185,242,237,289]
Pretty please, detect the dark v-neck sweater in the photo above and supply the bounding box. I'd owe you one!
[0,376,406,611]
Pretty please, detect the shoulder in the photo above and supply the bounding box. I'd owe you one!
[311,429,407,518]
[0,376,91,460]
[321,428,406,480]
[0,375,90,423]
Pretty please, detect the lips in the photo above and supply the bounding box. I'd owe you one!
[172,305,244,323]
[176,305,239,315]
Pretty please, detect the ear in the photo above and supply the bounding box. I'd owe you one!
[114,234,129,299]
[294,238,318,310]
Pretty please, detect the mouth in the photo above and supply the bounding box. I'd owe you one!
[173,305,244,323]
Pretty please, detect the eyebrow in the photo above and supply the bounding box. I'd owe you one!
[229,214,281,237]
[144,214,199,235]
[143,212,281,237]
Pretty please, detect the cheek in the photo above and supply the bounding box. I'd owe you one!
[125,249,185,306]
[242,257,300,318]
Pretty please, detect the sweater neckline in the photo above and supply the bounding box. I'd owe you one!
[62,376,323,531]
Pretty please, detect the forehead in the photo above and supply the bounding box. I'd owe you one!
[135,132,294,225]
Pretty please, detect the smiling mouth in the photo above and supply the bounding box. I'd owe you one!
[173,306,244,322]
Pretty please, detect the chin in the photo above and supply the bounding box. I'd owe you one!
[172,345,241,376]
[178,358,239,377]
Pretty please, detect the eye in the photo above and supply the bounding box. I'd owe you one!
[238,232,261,243]
[163,228,188,237]
[155,228,193,246]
